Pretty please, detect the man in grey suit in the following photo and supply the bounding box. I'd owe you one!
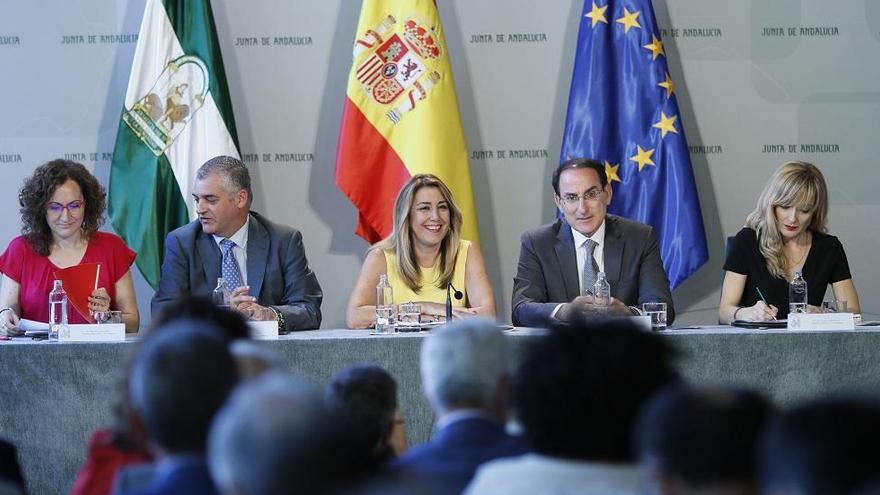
[511,158,673,327]
[152,155,322,331]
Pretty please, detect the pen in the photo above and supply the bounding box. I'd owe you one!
[754,287,775,320]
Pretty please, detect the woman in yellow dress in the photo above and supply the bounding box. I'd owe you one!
[346,174,495,328]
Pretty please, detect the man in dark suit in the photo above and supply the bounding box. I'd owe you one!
[390,319,528,493]
[151,155,322,331]
[512,158,674,327]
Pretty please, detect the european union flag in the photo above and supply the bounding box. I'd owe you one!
[560,0,708,288]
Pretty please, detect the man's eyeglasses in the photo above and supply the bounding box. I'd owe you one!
[46,200,85,216]
[559,188,605,206]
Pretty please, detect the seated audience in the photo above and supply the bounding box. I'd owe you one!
[760,397,880,495]
[465,317,679,495]
[0,159,139,334]
[120,320,239,495]
[0,438,25,495]
[326,364,407,464]
[720,161,860,323]
[390,319,527,493]
[346,174,495,328]
[636,384,773,495]
[209,371,375,495]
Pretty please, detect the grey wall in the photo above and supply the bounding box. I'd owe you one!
[0,0,877,329]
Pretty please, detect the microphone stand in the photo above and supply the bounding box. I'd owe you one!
[446,283,463,323]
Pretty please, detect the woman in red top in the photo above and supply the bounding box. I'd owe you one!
[0,159,139,334]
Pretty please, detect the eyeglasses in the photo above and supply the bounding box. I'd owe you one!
[46,200,85,216]
[559,188,605,206]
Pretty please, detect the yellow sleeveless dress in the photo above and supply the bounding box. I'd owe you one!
[383,239,470,306]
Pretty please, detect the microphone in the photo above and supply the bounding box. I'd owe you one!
[445,283,464,323]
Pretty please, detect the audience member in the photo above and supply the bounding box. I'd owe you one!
[120,320,239,495]
[465,317,679,494]
[636,384,773,495]
[209,371,374,495]
[0,158,139,335]
[0,438,25,495]
[326,364,407,463]
[346,174,495,328]
[152,155,323,331]
[390,319,526,493]
[760,397,880,495]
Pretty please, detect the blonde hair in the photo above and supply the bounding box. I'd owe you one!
[375,174,463,292]
[744,161,828,279]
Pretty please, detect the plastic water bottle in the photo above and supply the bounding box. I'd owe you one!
[213,277,229,307]
[789,271,808,315]
[592,271,611,307]
[375,274,394,333]
[48,279,68,341]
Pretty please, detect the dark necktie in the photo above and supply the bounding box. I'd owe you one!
[582,239,599,295]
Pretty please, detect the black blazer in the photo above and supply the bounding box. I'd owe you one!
[151,211,322,330]
[511,215,674,327]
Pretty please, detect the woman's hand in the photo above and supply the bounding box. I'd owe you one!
[739,301,778,321]
[0,308,20,336]
[419,301,477,320]
[88,287,111,314]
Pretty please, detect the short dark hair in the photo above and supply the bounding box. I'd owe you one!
[19,159,107,256]
[552,158,607,195]
[760,397,880,495]
[129,320,239,454]
[636,384,773,486]
[149,295,250,342]
[513,317,679,462]
[197,155,253,206]
[325,364,398,462]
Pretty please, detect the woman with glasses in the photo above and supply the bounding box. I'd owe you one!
[0,159,139,334]
[345,174,495,328]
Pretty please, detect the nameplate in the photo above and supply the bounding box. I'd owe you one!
[59,323,125,342]
[787,313,855,331]
[629,315,653,332]
[248,321,279,340]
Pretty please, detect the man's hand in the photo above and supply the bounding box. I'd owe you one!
[556,295,631,323]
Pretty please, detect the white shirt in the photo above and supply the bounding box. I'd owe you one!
[213,216,249,286]
[571,220,606,296]
[464,453,646,495]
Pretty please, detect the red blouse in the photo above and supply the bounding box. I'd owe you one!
[0,232,136,323]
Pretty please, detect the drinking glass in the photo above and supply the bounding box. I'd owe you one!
[397,302,421,332]
[642,302,667,331]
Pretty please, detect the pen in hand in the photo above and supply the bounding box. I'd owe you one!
[754,287,776,320]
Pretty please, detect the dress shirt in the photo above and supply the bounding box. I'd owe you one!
[212,217,249,287]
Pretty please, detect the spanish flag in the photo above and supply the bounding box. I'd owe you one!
[335,0,479,244]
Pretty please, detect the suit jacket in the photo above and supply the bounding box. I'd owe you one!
[151,211,322,330]
[391,416,529,494]
[122,460,217,495]
[511,215,674,327]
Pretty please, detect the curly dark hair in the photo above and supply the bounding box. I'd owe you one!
[19,159,106,256]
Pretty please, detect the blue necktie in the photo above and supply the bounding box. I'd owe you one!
[582,239,598,295]
[220,238,244,290]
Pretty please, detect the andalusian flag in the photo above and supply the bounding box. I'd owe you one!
[336,0,479,244]
[109,0,239,288]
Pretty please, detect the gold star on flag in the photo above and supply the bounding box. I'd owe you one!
[652,112,678,138]
[616,8,641,33]
[604,160,621,183]
[629,145,655,172]
[658,72,675,98]
[585,2,608,27]
[643,34,665,60]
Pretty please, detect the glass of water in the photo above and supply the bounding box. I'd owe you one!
[397,302,421,332]
[95,310,123,324]
[642,302,667,331]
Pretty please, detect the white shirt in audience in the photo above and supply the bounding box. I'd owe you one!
[463,453,646,495]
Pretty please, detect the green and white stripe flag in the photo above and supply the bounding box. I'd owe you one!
[109,0,239,289]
